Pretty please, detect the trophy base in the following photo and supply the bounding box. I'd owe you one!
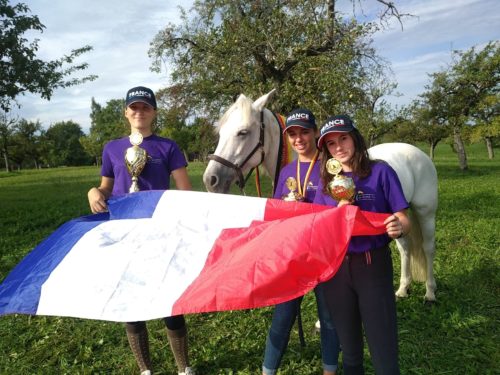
[283,192,304,202]
[129,180,140,193]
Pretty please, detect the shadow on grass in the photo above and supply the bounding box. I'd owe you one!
[186,306,327,374]
[436,163,500,179]
[438,191,500,219]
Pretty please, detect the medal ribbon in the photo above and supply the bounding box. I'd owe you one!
[296,150,319,197]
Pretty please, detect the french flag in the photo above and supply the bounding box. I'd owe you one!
[0,190,388,322]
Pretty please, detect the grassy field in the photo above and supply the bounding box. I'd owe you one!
[0,143,498,374]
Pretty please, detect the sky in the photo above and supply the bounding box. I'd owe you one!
[9,0,500,133]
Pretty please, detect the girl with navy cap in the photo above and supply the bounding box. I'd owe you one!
[262,108,340,375]
[314,114,410,375]
[87,86,194,375]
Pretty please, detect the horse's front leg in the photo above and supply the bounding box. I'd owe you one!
[395,237,412,298]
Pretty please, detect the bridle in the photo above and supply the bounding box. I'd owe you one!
[207,111,266,192]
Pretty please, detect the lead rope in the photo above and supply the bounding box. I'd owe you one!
[255,167,262,197]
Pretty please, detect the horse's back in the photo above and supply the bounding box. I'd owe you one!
[368,143,438,214]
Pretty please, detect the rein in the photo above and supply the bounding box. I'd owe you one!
[208,111,266,194]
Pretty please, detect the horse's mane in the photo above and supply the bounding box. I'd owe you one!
[216,94,254,134]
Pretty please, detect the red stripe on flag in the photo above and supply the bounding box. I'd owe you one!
[172,205,388,315]
[350,210,389,235]
[263,198,330,221]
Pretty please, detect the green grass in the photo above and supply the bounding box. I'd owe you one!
[0,143,498,374]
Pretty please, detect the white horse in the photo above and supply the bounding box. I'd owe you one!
[203,90,438,302]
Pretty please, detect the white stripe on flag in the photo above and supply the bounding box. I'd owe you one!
[37,191,268,321]
[152,190,268,227]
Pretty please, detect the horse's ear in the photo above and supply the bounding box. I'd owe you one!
[252,89,276,112]
[234,94,246,103]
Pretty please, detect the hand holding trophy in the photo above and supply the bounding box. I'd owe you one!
[326,158,356,204]
[124,132,148,193]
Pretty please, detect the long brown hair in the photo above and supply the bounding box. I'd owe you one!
[319,128,372,195]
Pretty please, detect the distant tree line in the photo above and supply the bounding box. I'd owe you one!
[0,116,91,170]
[0,97,219,171]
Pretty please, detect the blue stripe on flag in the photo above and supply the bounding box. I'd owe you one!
[108,190,164,220]
[0,213,108,316]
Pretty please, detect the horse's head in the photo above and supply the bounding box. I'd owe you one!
[203,89,276,193]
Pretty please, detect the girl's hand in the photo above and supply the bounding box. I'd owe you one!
[384,213,407,239]
[88,187,108,213]
[88,177,113,214]
[337,199,352,207]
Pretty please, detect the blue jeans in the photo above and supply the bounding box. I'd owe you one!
[262,283,340,374]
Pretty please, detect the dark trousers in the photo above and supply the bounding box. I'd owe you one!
[323,246,400,375]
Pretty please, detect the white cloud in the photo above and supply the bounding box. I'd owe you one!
[386,51,451,106]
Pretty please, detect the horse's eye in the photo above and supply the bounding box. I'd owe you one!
[237,129,249,137]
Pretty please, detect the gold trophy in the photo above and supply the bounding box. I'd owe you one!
[326,158,356,203]
[125,132,148,193]
[283,177,304,202]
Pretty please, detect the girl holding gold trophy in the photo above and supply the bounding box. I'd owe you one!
[87,86,194,375]
[314,115,410,375]
[262,109,340,375]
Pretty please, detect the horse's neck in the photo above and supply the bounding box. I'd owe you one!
[262,109,283,182]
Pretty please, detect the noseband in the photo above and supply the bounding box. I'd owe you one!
[208,111,266,191]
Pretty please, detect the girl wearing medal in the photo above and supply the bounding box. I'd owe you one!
[87,86,195,375]
[314,114,410,375]
[262,109,340,375]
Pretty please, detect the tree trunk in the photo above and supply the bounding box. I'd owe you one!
[430,139,441,160]
[368,132,377,148]
[2,150,9,172]
[485,137,494,159]
[328,0,335,37]
[453,127,468,170]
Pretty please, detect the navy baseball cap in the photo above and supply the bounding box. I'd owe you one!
[317,115,355,148]
[283,108,316,133]
[125,86,157,109]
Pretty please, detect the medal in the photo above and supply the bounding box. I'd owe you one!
[296,150,319,198]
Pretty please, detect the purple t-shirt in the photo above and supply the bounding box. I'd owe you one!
[274,159,320,203]
[314,161,409,253]
[101,134,187,197]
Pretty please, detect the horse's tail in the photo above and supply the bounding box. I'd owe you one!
[408,209,427,282]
